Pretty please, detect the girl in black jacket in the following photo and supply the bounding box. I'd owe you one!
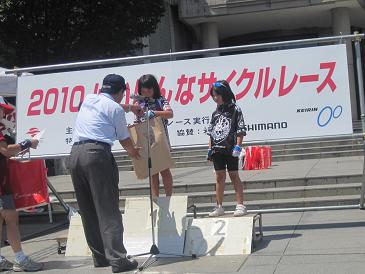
[207,80,247,217]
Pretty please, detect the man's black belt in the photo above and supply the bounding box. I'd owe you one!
[73,140,111,148]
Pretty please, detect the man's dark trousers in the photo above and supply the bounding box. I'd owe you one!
[69,142,127,267]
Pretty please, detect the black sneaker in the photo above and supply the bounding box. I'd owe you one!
[93,259,110,268]
[92,255,110,268]
[112,258,138,273]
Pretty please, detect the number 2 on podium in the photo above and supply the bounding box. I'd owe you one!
[213,220,227,236]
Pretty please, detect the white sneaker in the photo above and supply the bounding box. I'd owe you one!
[0,257,13,271]
[208,206,225,217]
[233,204,247,217]
[13,256,43,272]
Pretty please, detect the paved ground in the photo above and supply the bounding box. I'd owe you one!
[0,209,364,274]
[0,156,363,274]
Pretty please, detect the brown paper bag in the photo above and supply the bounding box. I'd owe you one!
[128,117,175,179]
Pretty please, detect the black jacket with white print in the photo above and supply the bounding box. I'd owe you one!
[207,103,246,154]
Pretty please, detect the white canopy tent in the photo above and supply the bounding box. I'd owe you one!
[0,67,17,96]
[0,67,33,96]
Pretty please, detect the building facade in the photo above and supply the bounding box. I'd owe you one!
[144,0,365,120]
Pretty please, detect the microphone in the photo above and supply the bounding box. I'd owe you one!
[130,94,155,103]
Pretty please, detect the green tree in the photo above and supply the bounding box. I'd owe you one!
[0,0,165,67]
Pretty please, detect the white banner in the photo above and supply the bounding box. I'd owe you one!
[16,44,352,157]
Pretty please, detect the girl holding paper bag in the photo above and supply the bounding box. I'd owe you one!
[207,81,247,217]
[134,74,174,198]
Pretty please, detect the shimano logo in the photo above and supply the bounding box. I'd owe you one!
[245,122,288,132]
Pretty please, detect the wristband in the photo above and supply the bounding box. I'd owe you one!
[233,145,242,151]
[19,139,32,151]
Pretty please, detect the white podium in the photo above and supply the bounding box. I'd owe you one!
[184,214,263,256]
[123,196,188,257]
[64,199,263,257]
[65,215,91,257]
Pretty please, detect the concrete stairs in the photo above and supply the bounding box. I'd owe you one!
[114,120,364,171]
[50,172,362,215]
[47,121,364,215]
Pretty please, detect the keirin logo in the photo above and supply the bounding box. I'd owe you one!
[317,105,342,127]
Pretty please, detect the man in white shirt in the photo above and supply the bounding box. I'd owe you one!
[69,74,140,273]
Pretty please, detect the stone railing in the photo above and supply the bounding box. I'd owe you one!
[178,0,357,19]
